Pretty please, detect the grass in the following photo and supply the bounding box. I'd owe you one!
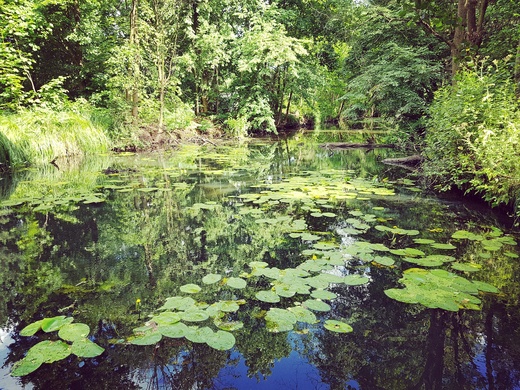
[0,106,110,168]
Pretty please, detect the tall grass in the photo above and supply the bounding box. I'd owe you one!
[0,107,109,168]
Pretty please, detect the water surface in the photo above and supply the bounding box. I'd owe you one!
[1,131,519,389]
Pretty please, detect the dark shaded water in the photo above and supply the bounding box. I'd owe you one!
[0,131,519,389]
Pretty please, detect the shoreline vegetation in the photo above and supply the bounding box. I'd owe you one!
[1,0,519,221]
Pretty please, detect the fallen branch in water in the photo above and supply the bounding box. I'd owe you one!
[320,142,395,149]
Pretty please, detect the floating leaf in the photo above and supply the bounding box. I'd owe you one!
[373,256,395,266]
[180,284,202,294]
[20,320,43,337]
[287,306,318,324]
[344,275,369,286]
[41,316,74,333]
[158,323,189,338]
[324,320,353,333]
[255,290,281,303]
[151,311,182,325]
[28,340,71,363]
[130,332,162,345]
[214,318,244,331]
[225,277,247,289]
[451,230,483,241]
[71,338,105,358]
[413,238,436,245]
[186,327,214,343]
[202,273,222,284]
[430,243,457,250]
[11,357,42,377]
[160,296,196,311]
[472,280,499,294]
[206,330,236,351]
[311,289,337,300]
[181,309,209,322]
[303,299,331,312]
[58,323,90,342]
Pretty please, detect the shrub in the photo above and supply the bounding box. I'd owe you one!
[423,59,520,218]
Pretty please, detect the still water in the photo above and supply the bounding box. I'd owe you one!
[0,131,519,389]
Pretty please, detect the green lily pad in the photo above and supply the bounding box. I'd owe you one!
[28,340,71,363]
[180,284,202,294]
[287,306,318,324]
[58,323,90,342]
[160,296,196,311]
[303,299,331,312]
[202,274,222,284]
[71,338,105,358]
[206,330,236,351]
[451,230,484,241]
[20,320,44,337]
[213,318,244,331]
[430,243,457,250]
[472,280,499,294]
[413,238,436,245]
[11,354,43,376]
[344,275,370,286]
[158,323,189,338]
[373,256,395,266]
[151,311,182,325]
[41,316,74,333]
[130,331,162,345]
[255,290,281,303]
[324,320,353,333]
[181,309,209,322]
[311,289,337,300]
[186,326,214,343]
[225,277,247,289]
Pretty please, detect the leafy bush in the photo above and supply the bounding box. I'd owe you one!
[424,60,520,217]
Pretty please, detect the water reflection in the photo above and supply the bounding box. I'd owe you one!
[0,134,519,389]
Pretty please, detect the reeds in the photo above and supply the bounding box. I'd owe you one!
[0,107,109,168]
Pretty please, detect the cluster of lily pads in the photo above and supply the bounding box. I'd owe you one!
[11,316,104,377]
[129,255,368,351]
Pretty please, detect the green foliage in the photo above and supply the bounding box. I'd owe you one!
[0,105,109,167]
[12,316,104,376]
[424,59,520,217]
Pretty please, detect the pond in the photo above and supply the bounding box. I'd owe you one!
[0,130,519,389]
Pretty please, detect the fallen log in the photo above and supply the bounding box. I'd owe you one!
[382,155,424,166]
[320,142,395,149]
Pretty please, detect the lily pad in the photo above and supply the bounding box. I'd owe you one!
[287,306,318,324]
[28,340,71,363]
[344,275,370,286]
[58,323,90,342]
[452,230,484,241]
[160,296,196,311]
[311,289,337,300]
[71,338,105,358]
[303,299,331,312]
[202,274,222,284]
[373,256,395,266]
[180,284,202,294]
[181,309,210,322]
[255,290,281,303]
[186,326,214,343]
[158,323,189,338]
[151,311,182,325]
[130,332,162,345]
[20,320,44,337]
[225,277,247,289]
[11,357,43,377]
[430,243,457,250]
[206,330,236,351]
[41,316,74,333]
[324,320,353,333]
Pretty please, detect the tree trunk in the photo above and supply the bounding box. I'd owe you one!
[515,40,520,98]
[130,0,139,120]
